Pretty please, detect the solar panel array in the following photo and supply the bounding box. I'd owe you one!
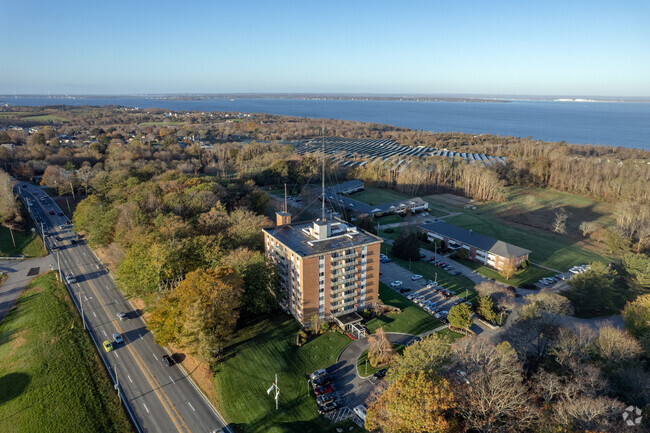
[292,137,506,168]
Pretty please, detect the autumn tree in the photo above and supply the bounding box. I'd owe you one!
[594,324,642,367]
[0,169,22,233]
[368,327,396,367]
[552,208,568,234]
[366,370,455,433]
[623,293,650,339]
[389,333,452,381]
[579,221,598,237]
[147,267,244,361]
[499,259,518,281]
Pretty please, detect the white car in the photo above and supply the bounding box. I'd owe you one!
[354,405,367,423]
[411,274,423,280]
[390,281,403,288]
[426,282,438,289]
[407,292,417,300]
[414,295,425,303]
[113,332,123,344]
[65,273,76,284]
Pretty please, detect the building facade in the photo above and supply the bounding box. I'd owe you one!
[420,221,531,271]
[263,212,382,325]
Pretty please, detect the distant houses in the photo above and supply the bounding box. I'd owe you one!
[419,220,531,271]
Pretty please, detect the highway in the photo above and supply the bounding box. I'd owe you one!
[15,182,229,433]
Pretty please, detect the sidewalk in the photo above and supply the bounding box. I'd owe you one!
[0,255,55,324]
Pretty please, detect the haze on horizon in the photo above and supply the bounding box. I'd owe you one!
[1,0,648,97]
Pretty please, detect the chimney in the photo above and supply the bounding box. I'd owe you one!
[276,211,291,226]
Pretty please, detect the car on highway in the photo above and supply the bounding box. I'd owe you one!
[65,273,76,283]
[162,355,175,366]
[113,332,123,344]
[103,340,113,352]
[411,274,423,280]
[317,401,338,414]
[117,312,127,321]
[49,210,55,215]
[314,384,334,396]
[71,239,77,245]
[316,393,336,406]
[390,281,403,288]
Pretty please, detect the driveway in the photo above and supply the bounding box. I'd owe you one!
[0,256,55,324]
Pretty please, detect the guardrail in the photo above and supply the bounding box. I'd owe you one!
[0,255,25,260]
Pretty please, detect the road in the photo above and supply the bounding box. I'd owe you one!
[15,183,229,433]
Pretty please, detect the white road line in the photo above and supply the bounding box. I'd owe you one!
[102,330,107,337]
[114,299,118,304]
[127,375,133,384]
[82,252,86,256]
[169,375,174,383]
[153,353,157,360]
[143,403,150,414]
[188,402,196,412]
[92,311,97,318]
[139,333,143,340]
[114,352,119,358]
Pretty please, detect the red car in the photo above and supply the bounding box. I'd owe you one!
[49,210,55,215]
[314,384,334,396]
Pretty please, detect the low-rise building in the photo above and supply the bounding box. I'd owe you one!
[263,210,382,325]
[420,220,531,271]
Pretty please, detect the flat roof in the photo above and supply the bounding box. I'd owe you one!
[264,218,382,257]
[420,220,531,258]
[334,311,363,325]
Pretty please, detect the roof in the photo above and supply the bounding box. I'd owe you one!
[324,180,364,195]
[420,220,531,258]
[263,218,382,257]
[334,312,363,326]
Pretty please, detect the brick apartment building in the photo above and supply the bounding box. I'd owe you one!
[263,210,382,325]
[420,220,531,271]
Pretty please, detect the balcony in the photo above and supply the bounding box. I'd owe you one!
[331,266,358,277]
[331,251,358,261]
[331,274,358,286]
[330,259,358,270]
[331,297,358,309]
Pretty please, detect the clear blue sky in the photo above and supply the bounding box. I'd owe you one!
[1,0,648,96]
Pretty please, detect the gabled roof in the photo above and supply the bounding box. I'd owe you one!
[420,220,531,258]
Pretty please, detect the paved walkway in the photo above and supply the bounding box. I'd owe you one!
[0,255,55,324]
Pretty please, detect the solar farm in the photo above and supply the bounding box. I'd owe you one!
[292,137,506,169]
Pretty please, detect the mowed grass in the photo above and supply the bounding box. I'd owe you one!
[350,186,410,206]
[0,273,133,433]
[459,259,556,287]
[445,212,612,271]
[214,314,355,433]
[436,328,465,342]
[380,245,478,301]
[139,121,187,126]
[375,214,403,225]
[22,114,68,122]
[366,283,442,335]
[357,344,405,378]
[0,223,46,257]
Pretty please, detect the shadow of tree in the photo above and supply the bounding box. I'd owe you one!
[0,372,31,405]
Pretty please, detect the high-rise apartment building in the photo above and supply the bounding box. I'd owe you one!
[263,211,382,325]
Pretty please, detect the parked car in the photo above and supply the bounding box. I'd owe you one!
[317,401,338,414]
[373,368,388,379]
[354,405,367,422]
[390,281,403,288]
[316,393,336,406]
[449,270,461,276]
[411,274,423,281]
[407,292,417,300]
[399,288,411,293]
[314,384,334,396]
[162,355,175,366]
[310,369,327,381]
[113,332,123,344]
[311,375,331,388]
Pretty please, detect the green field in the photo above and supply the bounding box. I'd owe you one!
[357,344,405,378]
[0,223,46,257]
[436,327,465,342]
[350,187,410,206]
[22,114,68,122]
[445,212,612,271]
[459,259,556,287]
[375,214,403,225]
[214,314,360,433]
[139,121,187,126]
[366,283,443,335]
[0,273,133,433]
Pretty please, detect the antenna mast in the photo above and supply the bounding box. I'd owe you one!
[284,183,287,213]
[321,122,325,220]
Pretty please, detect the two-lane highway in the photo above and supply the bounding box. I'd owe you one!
[15,183,229,433]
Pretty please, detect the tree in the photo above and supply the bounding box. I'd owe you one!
[565,262,620,317]
[552,208,568,234]
[455,247,469,260]
[40,165,69,195]
[594,324,642,366]
[448,303,473,333]
[499,259,517,281]
[477,296,497,323]
[390,228,420,261]
[579,221,598,237]
[0,169,22,233]
[368,327,396,367]
[622,293,650,338]
[601,227,631,255]
[310,314,321,335]
[521,292,573,320]
[147,267,244,361]
[77,163,96,196]
[389,333,452,381]
[622,253,650,294]
[366,370,455,433]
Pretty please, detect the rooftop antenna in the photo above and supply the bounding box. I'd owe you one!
[321,121,325,220]
[284,183,287,213]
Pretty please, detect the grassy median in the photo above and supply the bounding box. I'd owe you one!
[0,272,133,433]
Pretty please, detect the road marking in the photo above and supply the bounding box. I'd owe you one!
[84,276,188,432]
[83,252,86,256]
[139,332,143,340]
[169,375,175,383]
[115,352,119,358]
[93,312,97,318]
[143,403,150,414]
[187,402,195,412]
[128,375,133,384]
[153,353,158,360]
[114,299,118,304]
[102,330,107,337]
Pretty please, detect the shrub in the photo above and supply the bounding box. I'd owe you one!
[521,259,529,269]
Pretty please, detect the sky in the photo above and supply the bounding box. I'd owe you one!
[1,0,649,96]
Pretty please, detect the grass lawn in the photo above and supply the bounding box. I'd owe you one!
[458,259,556,287]
[0,223,46,257]
[436,328,465,342]
[214,314,357,433]
[357,344,405,378]
[139,121,187,126]
[366,283,442,335]
[22,114,68,122]
[375,214,402,225]
[445,212,613,271]
[380,245,478,301]
[350,186,410,206]
[0,272,133,433]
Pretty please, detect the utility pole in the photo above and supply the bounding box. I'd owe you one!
[78,290,85,330]
[57,250,62,281]
[115,364,121,403]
